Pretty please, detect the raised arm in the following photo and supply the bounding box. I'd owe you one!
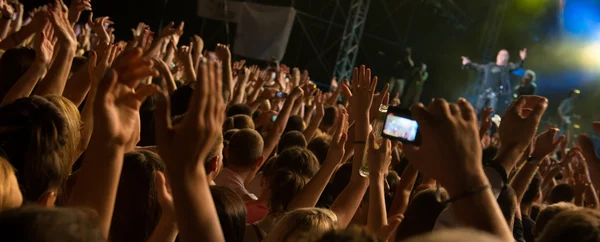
[388,163,418,217]
[154,58,178,94]
[510,48,527,71]
[147,171,178,242]
[461,56,485,72]
[366,136,392,234]
[67,48,159,238]
[154,58,226,242]
[34,2,77,96]
[303,90,325,141]
[228,68,249,106]
[0,1,14,40]
[175,44,196,84]
[145,22,183,59]
[0,9,47,50]
[215,44,233,102]
[262,86,304,159]
[0,24,53,106]
[287,109,348,210]
[68,0,91,26]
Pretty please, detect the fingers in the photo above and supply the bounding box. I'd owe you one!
[526,97,548,123]
[458,98,476,121]
[135,84,160,102]
[120,59,157,88]
[579,134,599,161]
[449,103,461,116]
[428,98,451,118]
[96,69,118,101]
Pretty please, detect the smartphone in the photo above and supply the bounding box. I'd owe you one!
[381,107,421,146]
[272,115,278,122]
[275,92,288,98]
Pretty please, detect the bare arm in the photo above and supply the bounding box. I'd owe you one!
[215,44,233,102]
[366,137,392,234]
[388,164,418,216]
[303,91,324,141]
[262,86,304,159]
[229,71,249,105]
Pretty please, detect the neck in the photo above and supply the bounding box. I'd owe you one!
[226,164,256,183]
[496,61,506,66]
[520,203,532,217]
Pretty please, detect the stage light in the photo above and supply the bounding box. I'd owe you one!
[581,42,600,68]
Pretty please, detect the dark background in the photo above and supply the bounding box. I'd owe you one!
[22,0,600,137]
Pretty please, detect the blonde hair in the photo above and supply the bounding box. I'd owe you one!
[44,95,82,173]
[263,208,337,242]
[0,156,21,212]
[525,69,536,82]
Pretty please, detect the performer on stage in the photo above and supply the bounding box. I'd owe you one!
[461,48,528,113]
[389,48,415,100]
[558,89,580,134]
[513,69,537,98]
[401,63,428,108]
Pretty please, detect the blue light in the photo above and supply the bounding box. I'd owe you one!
[563,0,600,36]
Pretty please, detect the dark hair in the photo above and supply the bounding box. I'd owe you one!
[307,135,331,165]
[227,129,264,168]
[226,104,252,117]
[263,147,320,179]
[395,188,449,240]
[531,204,541,221]
[110,151,165,242]
[482,146,498,162]
[223,114,255,131]
[170,84,194,117]
[533,202,577,237]
[0,47,36,102]
[267,169,309,215]
[317,163,353,208]
[0,206,104,242]
[210,186,247,242]
[0,96,67,202]
[315,226,378,242]
[284,115,305,134]
[549,184,575,204]
[278,131,307,154]
[522,173,543,204]
[322,107,338,127]
[497,185,517,227]
[536,208,600,242]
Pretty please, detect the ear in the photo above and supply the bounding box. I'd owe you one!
[38,190,57,207]
[534,191,542,203]
[255,156,265,169]
[209,156,218,173]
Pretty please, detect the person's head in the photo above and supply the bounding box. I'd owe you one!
[402,229,503,242]
[0,156,22,212]
[497,185,517,229]
[307,135,331,165]
[568,89,580,100]
[265,169,309,215]
[321,107,338,131]
[0,96,68,206]
[0,206,104,242]
[110,150,165,242]
[205,132,224,182]
[263,208,338,242]
[0,47,36,102]
[536,208,600,242]
[263,147,320,179]
[44,95,83,171]
[226,129,264,170]
[314,226,378,242]
[395,187,449,240]
[533,202,578,238]
[169,84,194,117]
[227,103,252,117]
[284,115,305,134]
[278,131,307,154]
[548,183,575,204]
[522,173,543,206]
[210,186,247,242]
[223,114,255,131]
[523,69,536,84]
[496,49,509,65]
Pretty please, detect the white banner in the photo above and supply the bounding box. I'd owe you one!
[233,3,296,61]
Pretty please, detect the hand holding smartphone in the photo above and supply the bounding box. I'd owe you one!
[381,107,421,146]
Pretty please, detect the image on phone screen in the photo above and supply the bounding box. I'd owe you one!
[382,114,418,142]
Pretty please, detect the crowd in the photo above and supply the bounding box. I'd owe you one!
[1,0,600,242]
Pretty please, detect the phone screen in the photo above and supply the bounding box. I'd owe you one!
[383,114,419,142]
[276,92,288,98]
[272,115,278,122]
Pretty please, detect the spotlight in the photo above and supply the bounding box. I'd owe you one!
[581,42,600,68]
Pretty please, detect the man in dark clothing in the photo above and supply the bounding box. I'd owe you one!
[514,70,537,98]
[462,48,528,113]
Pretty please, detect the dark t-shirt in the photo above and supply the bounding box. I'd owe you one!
[515,83,537,96]
[466,61,524,92]
[522,215,535,242]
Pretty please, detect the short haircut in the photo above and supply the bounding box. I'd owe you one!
[396,188,449,240]
[315,226,378,242]
[307,135,331,165]
[227,129,264,168]
[322,107,338,127]
[263,147,320,179]
[205,132,224,171]
[226,104,252,117]
[522,173,542,204]
[0,206,104,242]
[277,131,307,154]
[210,186,247,242]
[0,96,67,202]
[536,208,600,242]
[223,114,255,131]
[533,202,577,236]
[170,84,194,117]
[549,183,575,204]
[111,151,165,242]
[263,208,337,242]
[284,115,305,134]
[268,169,309,215]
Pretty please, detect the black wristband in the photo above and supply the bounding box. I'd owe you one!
[444,184,491,204]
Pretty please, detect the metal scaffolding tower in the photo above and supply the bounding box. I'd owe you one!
[332,0,371,80]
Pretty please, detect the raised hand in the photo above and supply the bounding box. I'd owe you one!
[0,0,14,18]
[215,43,231,63]
[499,96,547,160]
[461,56,471,65]
[68,0,91,25]
[367,133,392,177]
[480,107,493,136]
[520,48,527,60]
[159,21,184,40]
[327,107,349,164]
[155,171,175,219]
[48,0,77,48]
[93,42,118,81]
[531,128,564,160]
[88,13,114,44]
[33,23,55,66]
[94,48,159,146]
[370,83,389,121]
[351,65,378,121]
